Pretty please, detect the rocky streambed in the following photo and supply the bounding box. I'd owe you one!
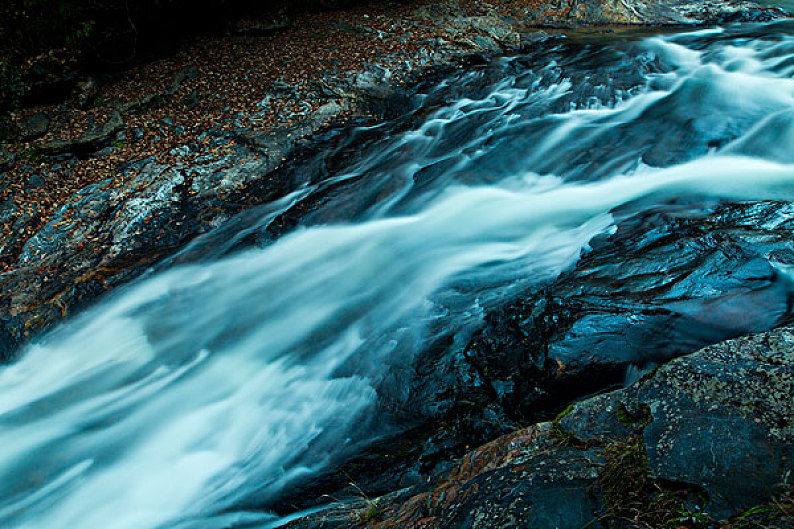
[0,1,793,529]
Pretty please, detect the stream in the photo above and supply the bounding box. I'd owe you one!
[1,20,794,529]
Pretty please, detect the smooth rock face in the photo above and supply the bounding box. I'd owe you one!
[287,327,794,528]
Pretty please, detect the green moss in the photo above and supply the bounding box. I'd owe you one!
[599,436,650,516]
[549,420,592,449]
[615,402,652,427]
[555,402,577,421]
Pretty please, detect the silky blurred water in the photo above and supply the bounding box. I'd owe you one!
[1,20,793,529]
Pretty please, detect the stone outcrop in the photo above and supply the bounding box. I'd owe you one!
[36,110,124,155]
[271,195,794,515]
[423,200,794,430]
[287,326,794,528]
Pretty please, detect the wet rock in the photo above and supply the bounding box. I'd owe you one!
[0,130,305,352]
[37,110,124,155]
[25,174,46,190]
[416,0,788,28]
[289,326,794,528]
[0,203,33,268]
[471,35,501,52]
[653,1,791,24]
[17,112,50,141]
[409,201,794,447]
[280,199,794,514]
[0,199,16,224]
[466,15,521,48]
[560,326,794,519]
[352,68,394,100]
[231,99,348,166]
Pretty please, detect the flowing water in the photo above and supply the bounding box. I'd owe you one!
[2,20,794,529]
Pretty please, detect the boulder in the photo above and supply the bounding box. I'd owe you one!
[287,326,794,528]
[407,200,794,449]
[0,112,49,142]
[37,110,123,155]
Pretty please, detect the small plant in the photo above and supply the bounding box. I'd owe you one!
[599,436,650,517]
[346,479,384,526]
[556,402,577,421]
[732,490,794,528]
[549,419,591,449]
[668,503,712,528]
[354,500,382,524]
[597,436,716,528]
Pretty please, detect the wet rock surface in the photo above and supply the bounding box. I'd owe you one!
[287,326,794,528]
[0,60,458,361]
[426,200,794,431]
[270,197,794,514]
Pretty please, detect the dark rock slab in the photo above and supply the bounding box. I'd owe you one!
[37,110,124,155]
[0,112,50,143]
[561,327,794,520]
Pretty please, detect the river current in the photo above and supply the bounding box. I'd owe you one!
[1,20,794,529]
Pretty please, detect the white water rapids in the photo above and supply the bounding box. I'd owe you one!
[1,22,794,529]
